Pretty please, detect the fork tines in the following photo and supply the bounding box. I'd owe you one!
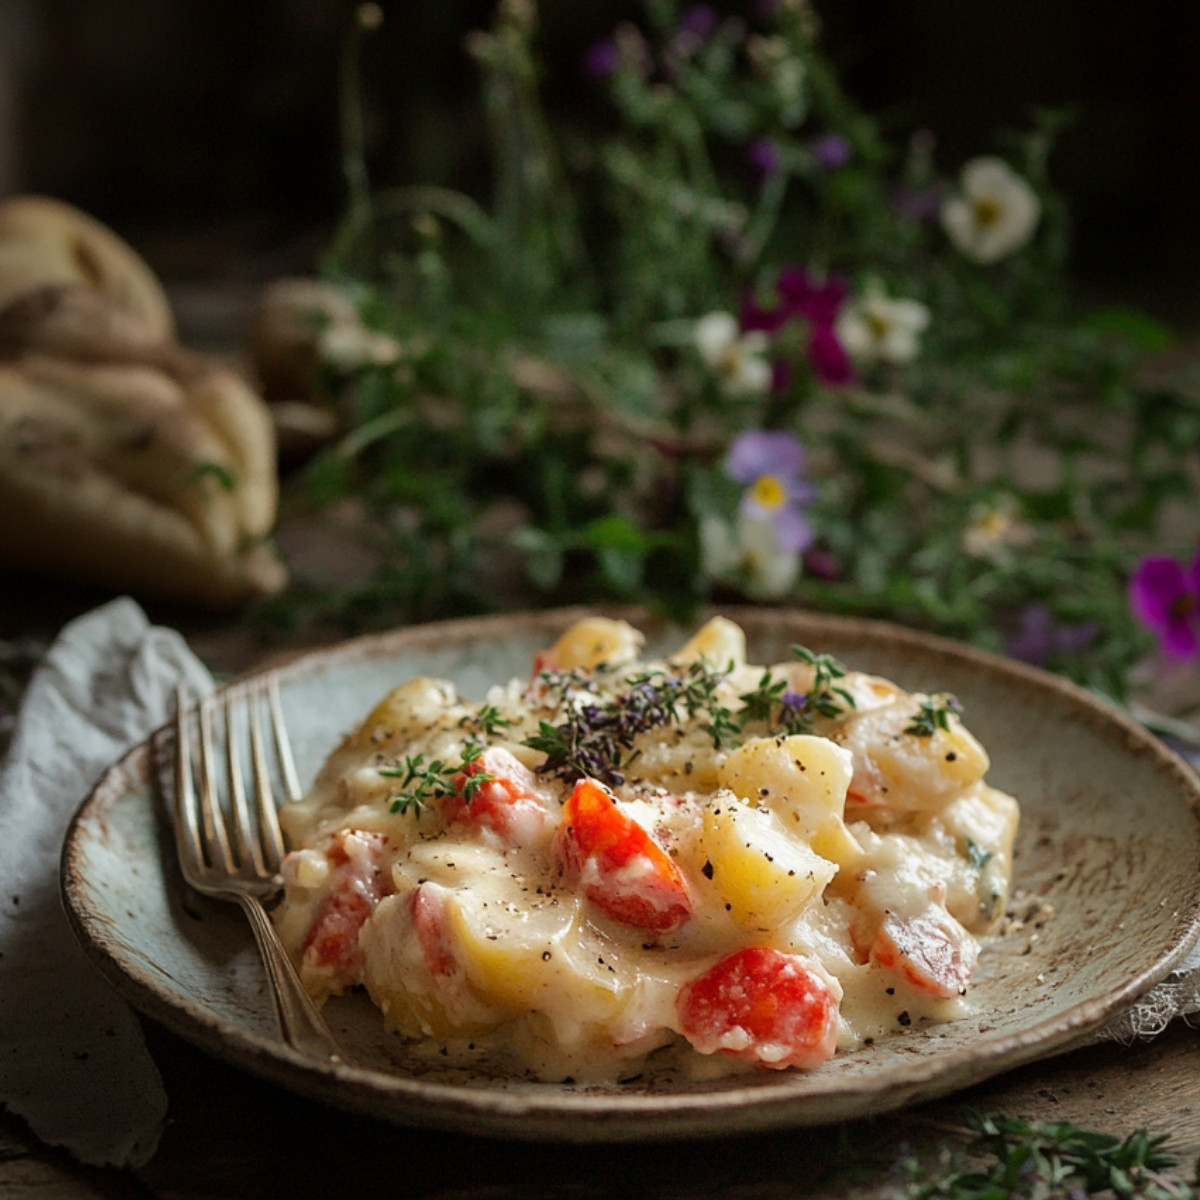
[173,678,298,895]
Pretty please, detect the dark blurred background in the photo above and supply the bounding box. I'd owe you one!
[2,0,1197,331]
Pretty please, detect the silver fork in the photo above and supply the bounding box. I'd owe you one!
[174,678,343,1061]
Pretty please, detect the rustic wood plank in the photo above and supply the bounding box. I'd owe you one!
[127,1018,1200,1200]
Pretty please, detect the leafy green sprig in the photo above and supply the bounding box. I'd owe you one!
[736,648,858,736]
[524,659,736,786]
[380,736,492,814]
[526,645,857,785]
[737,670,789,726]
[467,704,513,739]
[901,1109,1198,1200]
[789,646,858,727]
[905,693,965,738]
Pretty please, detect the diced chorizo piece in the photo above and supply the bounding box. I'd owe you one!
[677,946,840,1070]
[301,829,391,978]
[868,909,978,999]
[444,746,552,845]
[554,777,693,934]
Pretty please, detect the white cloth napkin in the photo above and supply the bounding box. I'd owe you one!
[0,597,212,1168]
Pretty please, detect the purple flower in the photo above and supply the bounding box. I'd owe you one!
[891,183,943,224]
[747,137,783,178]
[739,289,788,336]
[777,266,848,328]
[803,546,839,580]
[678,5,719,37]
[811,133,851,170]
[725,430,816,553]
[1130,550,1200,660]
[584,38,620,79]
[807,324,855,385]
[739,266,855,390]
[1008,603,1100,666]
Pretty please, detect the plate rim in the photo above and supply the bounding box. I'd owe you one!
[60,605,1200,1140]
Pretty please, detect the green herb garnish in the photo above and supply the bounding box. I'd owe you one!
[900,1109,1198,1199]
[380,740,494,814]
[905,694,964,738]
[524,659,736,785]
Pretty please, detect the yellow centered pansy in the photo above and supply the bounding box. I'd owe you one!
[750,474,787,511]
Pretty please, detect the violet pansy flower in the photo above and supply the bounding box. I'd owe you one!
[725,429,816,553]
[1129,550,1200,660]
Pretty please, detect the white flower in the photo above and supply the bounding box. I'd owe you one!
[835,282,930,366]
[700,512,800,599]
[318,319,403,371]
[940,156,1041,264]
[694,312,772,397]
[961,496,1036,563]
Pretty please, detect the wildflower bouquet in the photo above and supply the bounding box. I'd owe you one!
[292,0,1200,722]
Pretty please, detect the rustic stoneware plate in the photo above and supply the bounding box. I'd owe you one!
[61,607,1200,1141]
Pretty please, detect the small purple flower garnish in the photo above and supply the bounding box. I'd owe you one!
[1130,550,1200,660]
[811,133,851,170]
[725,430,816,553]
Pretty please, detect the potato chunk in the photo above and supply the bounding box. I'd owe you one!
[718,734,860,865]
[672,616,747,670]
[700,795,837,927]
[546,617,643,671]
[833,695,989,811]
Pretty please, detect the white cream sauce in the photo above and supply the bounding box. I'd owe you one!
[274,616,1019,1081]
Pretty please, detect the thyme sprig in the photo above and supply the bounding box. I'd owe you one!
[792,646,856,718]
[381,736,492,813]
[467,704,513,738]
[737,670,788,726]
[906,693,965,738]
[901,1109,1198,1199]
[733,647,857,737]
[524,659,736,785]
[525,645,860,785]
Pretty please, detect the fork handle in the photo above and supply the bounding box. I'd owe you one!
[235,894,346,1061]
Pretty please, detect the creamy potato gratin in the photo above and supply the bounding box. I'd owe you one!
[274,617,1019,1081]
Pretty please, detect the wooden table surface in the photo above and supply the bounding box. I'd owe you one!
[2,1012,1198,1198]
[2,568,1199,1200]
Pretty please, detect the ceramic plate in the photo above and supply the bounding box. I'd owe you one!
[61,607,1200,1140]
